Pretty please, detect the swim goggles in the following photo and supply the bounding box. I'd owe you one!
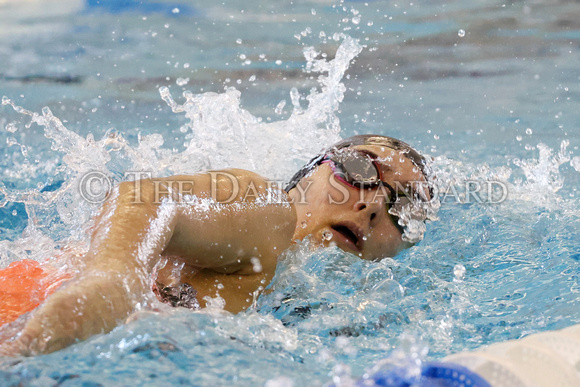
[322,148,429,234]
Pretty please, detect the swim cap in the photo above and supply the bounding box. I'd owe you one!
[285,134,430,192]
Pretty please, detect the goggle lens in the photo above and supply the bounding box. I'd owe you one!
[330,150,380,187]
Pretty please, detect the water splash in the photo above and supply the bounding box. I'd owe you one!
[0,34,363,268]
[430,139,574,209]
[158,34,362,182]
[512,140,570,195]
[0,99,179,259]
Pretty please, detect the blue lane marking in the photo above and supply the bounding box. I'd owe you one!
[352,361,492,387]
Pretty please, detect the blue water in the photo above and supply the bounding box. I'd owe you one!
[1,0,580,385]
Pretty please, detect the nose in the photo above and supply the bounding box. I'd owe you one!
[353,194,385,227]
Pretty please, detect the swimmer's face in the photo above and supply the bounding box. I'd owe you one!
[289,144,428,260]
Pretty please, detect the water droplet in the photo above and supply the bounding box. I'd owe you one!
[458,29,466,37]
[239,54,247,60]
[570,156,580,172]
[12,210,17,216]
[362,236,368,241]
[311,8,316,15]
[236,38,242,44]
[251,257,262,273]
[5,122,17,133]
[525,128,533,135]
[306,212,312,217]
[172,7,180,14]
[274,100,286,115]
[352,16,361,25]
[323,231,333,240]
[453,264,466,281]
[301,221,308,229]
[516,135,523,141]
[176,77,190,86]
[248,75,256,82]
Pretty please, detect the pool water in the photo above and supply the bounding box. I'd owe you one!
[1,0,580,385]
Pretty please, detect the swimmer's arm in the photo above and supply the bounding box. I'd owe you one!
[162,169,296,273]
[9,170,295,354]
[7,179,177,355]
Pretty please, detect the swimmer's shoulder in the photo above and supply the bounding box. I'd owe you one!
[155,169,268,187]
[137,169,291,208]
[218,168,284,195]
[187,168,288,204]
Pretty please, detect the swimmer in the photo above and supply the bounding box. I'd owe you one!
[0,135,433,355]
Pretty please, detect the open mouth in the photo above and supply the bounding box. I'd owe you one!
[331,224,361,251]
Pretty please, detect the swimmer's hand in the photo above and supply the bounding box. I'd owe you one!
[1,275,140,356]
